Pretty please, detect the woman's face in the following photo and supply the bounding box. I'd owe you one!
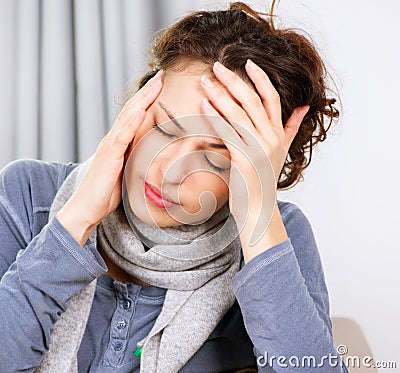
[123,64,232,227]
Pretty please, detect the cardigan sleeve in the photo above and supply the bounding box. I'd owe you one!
[0,159,107,372]
[232,203,349,372]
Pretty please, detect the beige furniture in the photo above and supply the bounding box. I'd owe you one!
[332,317,377,373]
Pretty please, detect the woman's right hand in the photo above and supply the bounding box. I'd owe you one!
[57,71,164,246]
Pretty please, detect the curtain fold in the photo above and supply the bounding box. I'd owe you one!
[15,0,40,160]
[40,0,75,162]
[0,0,17,165]
[74,0,106,161]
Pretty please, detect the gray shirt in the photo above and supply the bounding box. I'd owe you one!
[0,159,348,372]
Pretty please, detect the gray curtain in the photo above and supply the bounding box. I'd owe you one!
[0,0,223,168]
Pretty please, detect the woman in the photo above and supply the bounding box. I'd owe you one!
[0,2,347,372]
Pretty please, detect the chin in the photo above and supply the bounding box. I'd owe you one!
[129,198,180,227]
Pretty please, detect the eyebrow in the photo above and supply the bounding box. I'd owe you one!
[157,100,228,150]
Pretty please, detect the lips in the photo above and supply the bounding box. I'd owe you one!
[145,182,179,205]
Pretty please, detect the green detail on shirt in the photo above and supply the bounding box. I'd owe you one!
[133,345,143,358]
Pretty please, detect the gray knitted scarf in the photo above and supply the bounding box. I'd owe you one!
[36,156,242,373]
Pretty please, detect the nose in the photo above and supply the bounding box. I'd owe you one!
[158,139,196,185]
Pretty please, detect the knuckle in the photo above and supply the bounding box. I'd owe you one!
[268,135,281,149]
[248,93,262,106]
[230,73,241,84]
[276,137,284,149]
[239,112,250,126]
[213,89,224,101]
[115,109,129,125]
[115,130,127,145]
[271,91,281,103]
[95,144,107,159]
[98,134,108,145]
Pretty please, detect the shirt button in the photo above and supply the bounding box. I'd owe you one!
[114,341,123,351]
[122,300,131,310]
[117,320,126,329]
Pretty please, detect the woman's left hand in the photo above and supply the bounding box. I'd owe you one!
[200,59,309,244]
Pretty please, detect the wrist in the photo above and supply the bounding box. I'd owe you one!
[56,203,97,247]
[238,201,288,264]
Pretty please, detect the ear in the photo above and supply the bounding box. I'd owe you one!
[283,105,309,150]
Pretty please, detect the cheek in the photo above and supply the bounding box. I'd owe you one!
[185,171,229,204]
[190,173,229,215]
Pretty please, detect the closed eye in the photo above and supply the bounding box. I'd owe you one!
[153,121,230,173]
[203,155,229,173]
[152,122,176,138]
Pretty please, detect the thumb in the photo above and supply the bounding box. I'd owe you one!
[283,105,310,150]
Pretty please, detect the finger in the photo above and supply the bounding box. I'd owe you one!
[105,108,146,161]
[113,70,163,131]
[244,59,282,128]
[98,73,163,160]
[200,74,263,145]
[123,70,163,108]
[283,105,310,151]
[117,107,145,144]
[212,61,275,139]
[201,98,245,154]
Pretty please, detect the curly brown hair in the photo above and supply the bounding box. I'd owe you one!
[124,1,339,190]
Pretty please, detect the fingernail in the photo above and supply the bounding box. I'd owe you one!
[300,105,310,116]
[153,70,163,79]
[201,75,215,88]
[152,70,163,86]
[246,59,259,71]
[214,61,227,73]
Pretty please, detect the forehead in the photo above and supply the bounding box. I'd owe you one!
[153,64,229,137]
[157,66,208,113]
